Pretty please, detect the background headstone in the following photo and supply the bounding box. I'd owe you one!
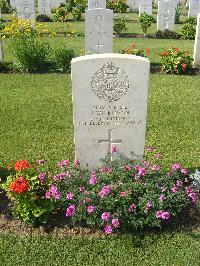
[88,0,106,9]
[16,0,35,20]
[10,0,17,9]
[157,0,176,31]
[193,13,200,65]
[50,0,61,8]
[188,0,200,17]
[38,0,51,16]
[139,0,153,16]
[0,38,3,62]
[85,8,113,54]
[71,54,150,169]
[126,0,139,12]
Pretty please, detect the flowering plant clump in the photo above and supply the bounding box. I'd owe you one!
[1,18,51,38]
[1,150,199,233]
[121,43,151,58]
[159,48,193,74]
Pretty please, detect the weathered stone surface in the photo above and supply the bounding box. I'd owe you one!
[38,0,51,16]
[16,0,35,20]
[88,0,106,9]
[193,13,200,65]
[188,0,200,17]
[157,0,176,31]
[71,54,150,169]
[139,0,152,16]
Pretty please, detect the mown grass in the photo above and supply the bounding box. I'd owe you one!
[0,231,200,265]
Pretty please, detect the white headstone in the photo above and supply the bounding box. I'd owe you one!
[10,0,17,9]
[188,0,200,17]
[71,54,150,169]
[88,0,106,9]
[50,0,61,8]
[139,0,153,16]
[193,13,200,65]
[38,0,51,16]
[157,0,176,31]
[0,39,2,62]
[0,7,1,19]
[85,8,113,54]
[126,0,139,11]
[16,0,35,20]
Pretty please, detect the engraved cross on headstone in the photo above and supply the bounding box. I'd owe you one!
[164,9,172,29]
[95,37,104,53]
[98,128,122,162]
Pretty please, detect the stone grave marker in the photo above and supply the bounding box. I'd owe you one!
[51,0,61,8]
[85,5,113,54]
[38,0,51,17]
[16,0,35,20]
[139,0,152,16]
[193,13,200,65]
[157,0,176,31]
[71,54,150,169]
[88,0,106,9]
[188,0,200,17]
[10,0,17,9]
[126,0,139,12]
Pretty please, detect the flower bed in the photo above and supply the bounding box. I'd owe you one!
[1,148,199,235]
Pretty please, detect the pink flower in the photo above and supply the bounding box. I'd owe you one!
[101,212,110,221]
[146,201,153,209]
[66,205,75,217]
[161,187,167,192]
[124,165,131,171]
[188,192,198,203]
[120,191,126,197]
[159,194,167,202]
[89,175,97,185]
[185,178,189,183]
[66,192,74,200]
[136,167,146,177]
[38,159,45,165]
[45,191,51,199]
[171,186,178,193]
[38,172,45,182]
[144,161,150,168]
[176,180,183,187]
[171,163,181,171]
[128,203,136,212]
[156,210,163,219]
[87,205,96,214]
[74,160,80,167]
[79,186,85,192]
[181,168,188,175]
[98,185,110,198]
[57,160,69,168]
[146,146,154,151]
[162,211,170,220]
[151,164,161,171]
[110,145,117,154]
[100,167,112,174]
[156,153,161,159]
[112,218,120,228]
[185,186,193,194]
[104,225,113,234]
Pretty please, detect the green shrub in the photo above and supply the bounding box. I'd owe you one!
[72,7,82,21]
[181,22,196,40]
[174,6,181,24]
[36,14,52,22]
[138,13,155,36]
[54,47,76,72]
[113,16,127,35]
[159,48,193,74]
[107,0,128,13]
[0,0,12,13]
[156,29,181,39]
[11,37,50,73]
[185,17,197,25]
[53,8,68,22]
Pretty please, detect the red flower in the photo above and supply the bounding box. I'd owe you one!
[182,63,187,71]
[146,48,151,54]
[14,160,30,171]
[159,51,169,56]
[10,177,29,194]
[174,47,179,52]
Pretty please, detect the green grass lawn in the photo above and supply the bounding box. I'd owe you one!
[0,6,200,265]
[0,231,200,265]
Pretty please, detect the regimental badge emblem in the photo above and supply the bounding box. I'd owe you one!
[91,62,130,102]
